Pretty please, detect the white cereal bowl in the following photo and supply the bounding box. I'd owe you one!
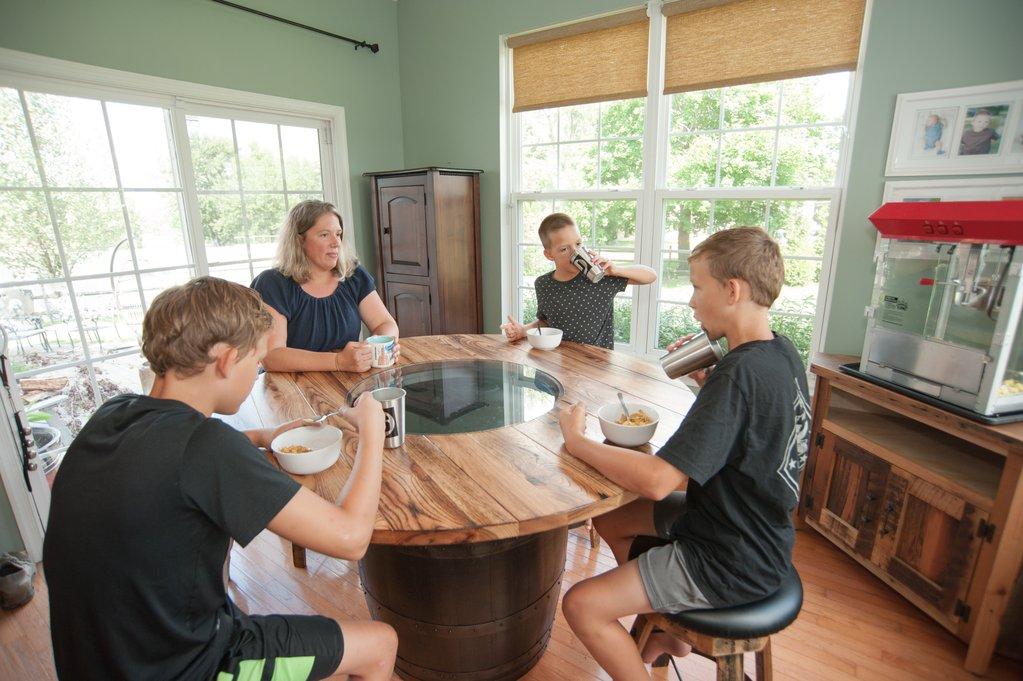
[526,327,563,350]
[597,402,660,448]
[270,425,342,475]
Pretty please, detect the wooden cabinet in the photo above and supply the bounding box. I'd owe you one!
[366,168,482,338]
[801,356,1023,674]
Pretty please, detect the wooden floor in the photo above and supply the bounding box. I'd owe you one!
[2,527,1020,680]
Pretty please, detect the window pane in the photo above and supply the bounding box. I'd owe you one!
[776,126,842,187]
[558,141,597,189]
[1,281,81,372]
[139,268,194,308]
[107,102,176,188]
[776,262,820,314]
[187,116,238,191]
[518,200,552,244]
[125,192,191,269]
[209,261,254,286]
[559,103,599,142]
[50,191,130,277]
[713,199,768,229]
[26,92,117,187]
[601,98,644,138]
[281,126,322,191]
[75,275,144,357]
[236,121,283,191]
[591,200,638,250]
[519,288,537,324]
[16,365,83,466]
[246,193,287,260]
[662,200,711,251]
[287,192,323,208]
[722,82,779,129]
[657,302,700,350]
[600,139,642,188]
[658,250,691,303]
[520,109,558,145]
[199,194,247,263]
[0,190,61,282]
[554,200,593,240]
[614,296,632,344]
[0,88,41,186]
[520,144,555,191]
[521,245,547,284]
[719,130,774,187]
[668,134,717,188]
[767,200,829,257]
[670,90,720,133]
[781,73,851,125]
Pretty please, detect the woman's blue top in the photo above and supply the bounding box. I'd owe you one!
[251,266,375,352]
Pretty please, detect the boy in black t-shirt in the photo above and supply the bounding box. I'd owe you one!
[501,213,657,349]
[43,277,397,681]
[557,227,810,677]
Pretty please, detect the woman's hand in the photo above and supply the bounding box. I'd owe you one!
[666,334,713,386]
[336,341,372,372]
[558,402,587,447]
[345,392,384,439]
[501,315,527,342]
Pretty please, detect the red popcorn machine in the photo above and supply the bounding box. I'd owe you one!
[846,200,1023,423]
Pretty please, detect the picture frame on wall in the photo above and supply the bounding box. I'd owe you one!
[885,79,1023,176]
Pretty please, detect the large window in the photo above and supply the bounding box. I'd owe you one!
[508,46,852,361]
[0,76,337,481]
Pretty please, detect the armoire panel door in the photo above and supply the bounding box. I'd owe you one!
[387,280,433,338]
[379,184,430,277]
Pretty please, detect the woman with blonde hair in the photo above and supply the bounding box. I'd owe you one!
[252,200,399,372]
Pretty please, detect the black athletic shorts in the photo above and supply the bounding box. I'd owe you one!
[214,609,344,681]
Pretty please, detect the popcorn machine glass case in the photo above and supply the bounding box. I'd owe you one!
[855,200,1023,422]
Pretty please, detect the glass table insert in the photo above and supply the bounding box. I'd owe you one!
[347,360,563,434]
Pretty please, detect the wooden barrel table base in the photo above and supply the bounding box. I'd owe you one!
[359,528,568,681]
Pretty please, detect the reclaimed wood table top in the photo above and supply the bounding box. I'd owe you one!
[229,334,697,545]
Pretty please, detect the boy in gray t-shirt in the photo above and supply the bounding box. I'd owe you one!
[501,213,656,349]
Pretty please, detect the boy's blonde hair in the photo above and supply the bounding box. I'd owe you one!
[689,227,784,307]
[142,277,272,378]
[275,200,359,283]
[538,213,576,249]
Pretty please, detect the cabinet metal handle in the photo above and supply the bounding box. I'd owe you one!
[866,493,877,501]
[859,515,872,525]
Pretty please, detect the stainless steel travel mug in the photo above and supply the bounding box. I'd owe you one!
[371,387,406,448]
[660,332,725,380]
[570,246,605,283]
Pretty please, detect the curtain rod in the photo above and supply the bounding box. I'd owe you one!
[208,0,379,53]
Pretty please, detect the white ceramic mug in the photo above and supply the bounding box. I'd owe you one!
[367,335,396,368]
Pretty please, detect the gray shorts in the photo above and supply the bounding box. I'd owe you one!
[636,492,714,613]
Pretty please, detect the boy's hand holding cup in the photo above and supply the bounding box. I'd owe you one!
[346,392,385,444]
[589,251,617,277]
[501,315,526,342]
[666,333,714,387]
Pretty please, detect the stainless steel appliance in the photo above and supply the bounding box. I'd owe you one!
[855,200,1023,421]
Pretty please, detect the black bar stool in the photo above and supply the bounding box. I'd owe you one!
[628,536,803,681]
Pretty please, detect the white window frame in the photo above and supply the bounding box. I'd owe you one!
[0,47,354,559]
[501,0,872,361]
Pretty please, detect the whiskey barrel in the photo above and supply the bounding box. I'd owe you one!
[359,528,568,681]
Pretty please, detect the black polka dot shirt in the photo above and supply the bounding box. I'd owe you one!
[535,272,628,349]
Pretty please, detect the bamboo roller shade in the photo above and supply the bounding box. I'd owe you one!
[662,0,865,94]
[510,8,649,113]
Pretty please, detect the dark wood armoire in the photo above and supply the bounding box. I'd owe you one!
[365,167,483,338]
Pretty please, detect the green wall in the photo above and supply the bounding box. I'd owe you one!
[824,0,1023,353]
[396,0,639,332]
[0,0,405,552]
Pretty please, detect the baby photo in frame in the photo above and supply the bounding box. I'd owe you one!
[958,104,1010,156]
[885,79,1023,176]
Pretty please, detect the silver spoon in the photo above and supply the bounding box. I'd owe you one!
[617,392,630,421]
[312,407,345,424]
